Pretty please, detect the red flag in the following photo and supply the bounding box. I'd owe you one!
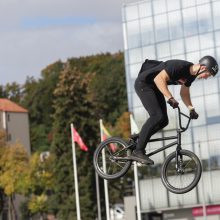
[72,128,88,152]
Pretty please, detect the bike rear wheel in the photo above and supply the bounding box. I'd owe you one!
[161,150,202,194]
[93,137,132,180]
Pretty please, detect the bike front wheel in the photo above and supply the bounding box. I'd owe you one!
[161,150,202,194]
[93,137,132,180]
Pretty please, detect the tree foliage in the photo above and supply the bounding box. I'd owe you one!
[0,135,29,220]
[21,61,64,152]
[0,52,130,219]
[51,63,98,220]
[0,131,55,219]
[0,142,29,196]
[26,152,54,195]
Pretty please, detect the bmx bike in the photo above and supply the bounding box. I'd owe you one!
[93,107,202,194]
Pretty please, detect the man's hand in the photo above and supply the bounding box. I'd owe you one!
[190,109,199,119]
[167,97,179,108]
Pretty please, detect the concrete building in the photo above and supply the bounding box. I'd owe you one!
[122,0,220,219]
[0,98,31,220]
[0,98,31,154]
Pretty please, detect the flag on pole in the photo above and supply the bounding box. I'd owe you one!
[100,120,116,152]
[101,123,111,141]
[129,114,141,220]
[72,127,88,152]
[130,114,139,134]
[99,119,111,220]
[70,124,81,220]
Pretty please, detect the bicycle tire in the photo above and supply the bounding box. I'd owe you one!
[161,150,202,194]
[93,137,132,180]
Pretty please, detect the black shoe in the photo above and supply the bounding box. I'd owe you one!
[130,150,154,165]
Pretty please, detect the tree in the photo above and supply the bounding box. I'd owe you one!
[0,52,129,219]
[83,52,128,124]
[0,85,6,98]
[4,83,22,103]
[51,63,98,220]
[25,152,54,220]
[28,194,48,220]
[21,61,64,152]
[0,132,55,220]
[0,140,29,220]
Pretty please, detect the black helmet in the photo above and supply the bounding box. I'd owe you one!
[199,55,219,76]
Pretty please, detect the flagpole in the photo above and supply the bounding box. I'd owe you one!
[130,114,141,220]
[99,119,110,220]
[95,171,102,220]
[70,123,81,220]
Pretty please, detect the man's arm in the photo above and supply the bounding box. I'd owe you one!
[180,84,199,119]
[154,70,172,99]
[180,85,194,110]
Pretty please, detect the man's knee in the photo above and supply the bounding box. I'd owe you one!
[154,114,168,128]
[161,117,169,128]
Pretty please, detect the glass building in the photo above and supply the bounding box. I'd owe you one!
[122,0,220,219]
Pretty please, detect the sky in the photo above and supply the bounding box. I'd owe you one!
[0,0,137,85]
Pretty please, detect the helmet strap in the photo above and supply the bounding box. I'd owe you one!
[195,65,206,77]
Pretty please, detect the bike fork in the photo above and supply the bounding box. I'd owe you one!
[175,144,184,173]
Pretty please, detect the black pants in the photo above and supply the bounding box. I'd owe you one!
[134,78,169,152]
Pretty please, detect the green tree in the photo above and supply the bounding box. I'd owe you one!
[51,63,98,220]
[0,82,22,103]
[81,52,128,124]
[22,61,64,152]
[4,82,22,103]
[25,152,54,220]
[28,194,48,220]
[0,85,6,98]
[50,53,129,219]
[0,52,129,219]
[26,152,54,196]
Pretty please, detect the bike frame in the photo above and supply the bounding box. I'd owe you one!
[124,107,191,160]
[147,108,191,157]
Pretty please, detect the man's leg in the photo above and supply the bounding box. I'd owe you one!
[148,87,169,136]
[131,80,166,164]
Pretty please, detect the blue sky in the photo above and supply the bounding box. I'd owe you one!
[0,0,136,85]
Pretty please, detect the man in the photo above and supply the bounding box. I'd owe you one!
[130,56,219,165]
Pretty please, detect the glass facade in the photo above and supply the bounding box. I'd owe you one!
[122,0,220,213]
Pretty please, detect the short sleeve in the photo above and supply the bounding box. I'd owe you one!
[184,76,196,87]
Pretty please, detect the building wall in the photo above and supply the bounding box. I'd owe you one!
[122,0,220,216]
[122,0,220,127]
[4,112,31,155]
[124,196,137,220]
[139,170,220,212]
[0,112,3,130]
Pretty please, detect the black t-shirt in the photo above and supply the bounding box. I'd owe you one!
[165,60,195,87]
[138,59,196,87]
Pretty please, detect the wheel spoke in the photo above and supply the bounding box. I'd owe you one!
[105,145,112,155]
[94,138,132,180]
[162,150,201,193]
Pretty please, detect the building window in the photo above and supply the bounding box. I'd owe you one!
[7,114,10,121]
[7,134,12,141]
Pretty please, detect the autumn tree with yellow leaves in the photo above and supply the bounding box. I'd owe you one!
[0,130,29,220]
[26,152,54,220]
[0,131,54,220]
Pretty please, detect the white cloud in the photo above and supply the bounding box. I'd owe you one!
[0,0,137,85]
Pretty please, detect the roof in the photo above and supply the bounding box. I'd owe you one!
[0,98,28,113]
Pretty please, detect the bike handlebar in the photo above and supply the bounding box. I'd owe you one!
[177,107,191,132]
